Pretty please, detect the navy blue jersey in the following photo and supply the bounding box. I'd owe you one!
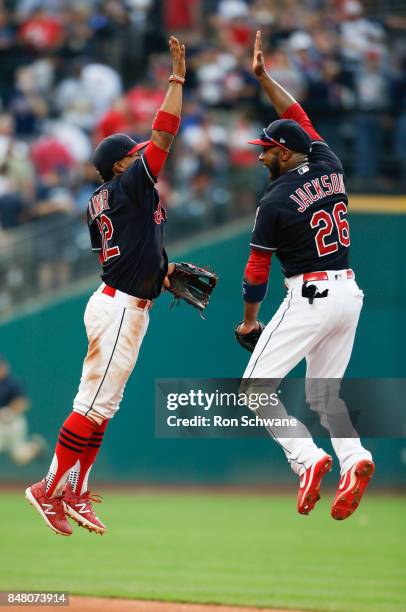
[0,376,25,409]
[251,141,350,277]
[87,154,168,299]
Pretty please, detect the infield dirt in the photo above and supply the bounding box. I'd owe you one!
[11,597,305,612]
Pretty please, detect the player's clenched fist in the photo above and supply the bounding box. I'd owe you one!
[253,30,266,78]
[169,36,186,79]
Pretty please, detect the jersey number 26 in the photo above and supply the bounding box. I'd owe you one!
[310,202,350,257]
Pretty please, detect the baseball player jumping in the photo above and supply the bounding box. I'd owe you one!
[25,36,186,536]
[237,32,374,520]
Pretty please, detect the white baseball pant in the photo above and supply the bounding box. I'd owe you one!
[243,270,372,475]
[73,284,150,420]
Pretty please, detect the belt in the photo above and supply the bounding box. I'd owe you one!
[302,269,354,282]
[102,285,152,310]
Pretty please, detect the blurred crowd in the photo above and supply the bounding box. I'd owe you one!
[0,0,405,301]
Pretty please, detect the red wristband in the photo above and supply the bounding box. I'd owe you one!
[169,74,185,85]
[152,110,180,135]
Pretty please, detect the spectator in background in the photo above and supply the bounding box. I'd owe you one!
[164,0,201,33]
[18,6,64,52]
[266,0,307,40]
[222,55,259,108]
[194,47,237,107]
[228,109,263,213]
[9,64,50,137]
[0,355,47,466]
[266,46,306,104]
[94,96,135,141]
[124,62,166,135]
[15,0,66,20]
[45,120,92,167]
[89,0,141,81]
[169,110,230,227]
[81,61,123,121]
[30,133,74,177]
[55,60,122,131]
[306,59,354,157]
[339,0,386,70]
[217,0,249,23]
[288,31,319,81]
[57,5,95,63]
[250,0,275,29]
[0,6,19,104]
[216,0,253,58]
[0,112,35,228]
[353,48,392,182]
[72,160,100,216]
[27,170,76,290]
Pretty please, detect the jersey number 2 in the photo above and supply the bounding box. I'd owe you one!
[310,202,350,257]
[97,214,120,263]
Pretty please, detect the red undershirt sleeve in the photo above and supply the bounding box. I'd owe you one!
[244,249,272,284]
[143,141,168,177]
[282,102,323,142]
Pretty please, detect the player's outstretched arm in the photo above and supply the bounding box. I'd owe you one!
[151,36,185,153]
[253,31,323,141]
[141,36,185,178]
[253,31,296,116]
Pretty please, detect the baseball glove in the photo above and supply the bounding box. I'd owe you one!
[234,321,265,352]
[167,262,218,316]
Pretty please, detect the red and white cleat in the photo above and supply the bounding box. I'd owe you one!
[25,480,72,536]
[297,454,333,515]
[63,482,106,535]
[331,459,375,521]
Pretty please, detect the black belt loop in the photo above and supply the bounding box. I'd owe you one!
[301,281,329,305]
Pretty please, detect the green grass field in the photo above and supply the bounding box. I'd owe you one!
[0,491,405,612]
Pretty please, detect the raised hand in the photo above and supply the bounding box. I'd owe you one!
[253,30,266,78]
[169,36,186,79]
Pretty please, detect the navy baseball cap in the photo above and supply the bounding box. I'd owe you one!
[248,119,311,154]
[92,133,150,179]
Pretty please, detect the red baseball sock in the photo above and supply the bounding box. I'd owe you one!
[45,412,97,497]
[68,419,109,495]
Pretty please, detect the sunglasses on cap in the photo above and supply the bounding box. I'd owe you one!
[248,128,290,151]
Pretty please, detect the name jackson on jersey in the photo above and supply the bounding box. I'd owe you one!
[290,170,346,213]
